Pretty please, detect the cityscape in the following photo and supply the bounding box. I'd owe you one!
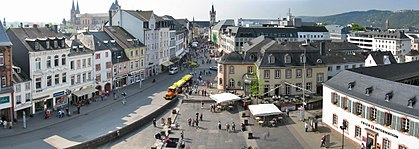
[1,0,419,149]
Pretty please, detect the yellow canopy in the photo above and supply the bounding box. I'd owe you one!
[173,80,186,87]
[182,75,193,81]
[168,85,177,90]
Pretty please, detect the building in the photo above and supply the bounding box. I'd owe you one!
[12,69,32,120]
[405,50,419,62]
[217,36,328,96]
[67,40,95,104]
[192,21,210,38]
[364,51,397,67]
[7,25,70,113]
[68,0,118,30]
[209,4,216,27]
[238,18,279,27]
[77,32,113,94]
[404,33,419,51]
[0,21,14,121]
[211,19,235,48]
[322,62,419,149]
[324,25,351,42]
[348,30,411,63]
[103,26,146,84]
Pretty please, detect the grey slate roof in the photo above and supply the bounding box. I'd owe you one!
[225,26,328,38]
[124,10,154,22]
[350,60,419,82]
[103,26,144,49]
[218,51,245,64]
[68,40,94,57]
[406,50,419,56]
[355,30,409,39]
[12,63,31,84]
[88,32,129,63]
[368,51,397,65]
[7,27,67,52]
[325,70,419,119]
[193,21,210,28]
[0,22,12,46]
[212,19,235,31]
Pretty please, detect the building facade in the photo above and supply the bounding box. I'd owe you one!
[68,0,117,30]
[0,21,14,121]
[323,64,419,149]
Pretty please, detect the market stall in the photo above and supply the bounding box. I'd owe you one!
[209,93,241,111]
[248,104,283,126]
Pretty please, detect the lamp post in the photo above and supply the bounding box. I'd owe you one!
[66,89,71,115]
[340,121,348,149]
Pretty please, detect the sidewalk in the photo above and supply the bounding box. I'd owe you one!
[0,72,175,138]
[286,109,359,149]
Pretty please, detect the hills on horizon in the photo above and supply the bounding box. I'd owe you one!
[300,9,419,29]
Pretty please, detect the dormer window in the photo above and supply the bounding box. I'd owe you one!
[385,92,393,102]
[46,41,50,49]
[365,87,373,96]
[35,42,40,50]
[284,54,291,63]
[268,54,275,64]
[250,54,255,61]
[61,40,65,48]
[408,97,416,108]
[348,81,355,90]
[54,40,58,48]
[300,54,306,63]
[316,59,323,64]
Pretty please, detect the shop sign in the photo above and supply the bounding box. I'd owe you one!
[53,91,65,97]
[361,121,398,138]
[0,96,10,104]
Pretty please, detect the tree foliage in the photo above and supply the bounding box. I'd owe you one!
[351,24,366,31]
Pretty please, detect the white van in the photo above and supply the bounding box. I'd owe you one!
[169,67,178,75]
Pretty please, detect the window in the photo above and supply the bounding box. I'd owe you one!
[25,82,30,91]
[229,66,235,74]
[105,52,109,57]
[284,54,291,63]
[344,65,349,69]
[316,73,324,82]
[285,84,291,95]
[401,118,409,132]
[296,83,302,92]
[264,70,270,79]
[219,78,223,85]
[0,53,3,66]
[331,92,340,105]
[343,120,349,133]
[95,53,100,59]
[87,58,91,66]
[306,82,312,91]
[300,54,306,63]
[62,54,66,65]
[333,114,338,125]
[62,73,67,83]
[87,72,92,81]
[25,93,30,102]
[77,60,81,69]
[35,58,41,70]
[35,77,41,90]
[46,41,50,49]
[96,74,101,82]
[229,79,235,88]
[16,95,21,104]
[398,145,407,149]
[54,74,59,85]
[306,68,312,78]
[275,70,281,79]
[45,75,52,86]
[286,69,292,79]
[356,103,362,115]
[336,66,341,70]
[96,64,101,71]
[384,112,392,126]
[77,74,81,84]
[369,107,377,121]
[383,138,391,149]
[341,97,348,110]
[107,72,112,79]
[54,55,59,67]
[35,42,40,50]
[61,40,65,48]
[82,59,86,68]
[106,62,112,69]
[54,40,58,48]
[82,73,86,83]
[268,54,275,64]
[47,56,51,68]
[130,51,133,57]
[247,66,254,73]
[355,126,361,138]
[219,65,223,72]
[71,75,75,85]
[15,84,21,93]
[296,69,302,78]
[70,61,74,70]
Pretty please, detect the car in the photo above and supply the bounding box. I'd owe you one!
[169,67,178,75]
[209,66,217,71]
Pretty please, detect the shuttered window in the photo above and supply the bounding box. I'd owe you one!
[361,105,366,118]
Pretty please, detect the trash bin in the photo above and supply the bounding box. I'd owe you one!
[248,132,253,139]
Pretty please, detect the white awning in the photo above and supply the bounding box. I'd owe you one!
[248,104,282,117]
[209,93,241,103]
[161,61,174,67]
[72,86,97,97]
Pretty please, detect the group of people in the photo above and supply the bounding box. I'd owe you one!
[0,119,13,129]
[217,121,245,132]
[187,112,203,128]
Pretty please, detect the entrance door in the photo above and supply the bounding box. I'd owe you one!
[366,133,376,149]
[274,84,281,96]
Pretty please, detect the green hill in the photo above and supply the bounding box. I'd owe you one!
[302,10,419,29]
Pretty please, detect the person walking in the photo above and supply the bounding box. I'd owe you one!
[200,113,203,121]
[188,118,192,126]
[305,122,308,132]
[180,131,184,140]
[226,123,230,132]
[77,105,81,114]
[2,120,7,128]
[152,118,157,127]
[286,108,289,117]
[201,101,204,108]
[218,121,222,130]
[320,135,326,148]
[231,122,236,132]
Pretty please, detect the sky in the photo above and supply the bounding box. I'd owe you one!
[1,0,419,24]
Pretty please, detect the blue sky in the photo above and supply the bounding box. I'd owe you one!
[1,0,418,23]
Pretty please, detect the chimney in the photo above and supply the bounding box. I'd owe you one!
[45,24,50,28]
[32,24,38,28]
[20,22,23,28]
[320,41,326,56]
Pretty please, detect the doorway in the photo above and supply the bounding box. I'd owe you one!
[366,132,377,149]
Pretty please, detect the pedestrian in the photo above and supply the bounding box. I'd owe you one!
[181,131,184,140]
[361,143,365,149]
[8,121,12,129]
[200,113,203,121]
[231,122,236,132]
[192,119,195,127]
[305,122,308,132]
[226,123,230,132]
[77,106,81,114]
[113,92,117,100]
[320,135,326,148]
[161,118,165,126]
[188,118,192,126]
[201,101,204,108]
[3,120,7,128]
[152,118,157,127]
[286,108,289,117]
[218,121,222,130]
[66,107,69,116]
[195,112,199,120]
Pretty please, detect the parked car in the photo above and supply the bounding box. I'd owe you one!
[169,67,178,75]
[209,66,217,71]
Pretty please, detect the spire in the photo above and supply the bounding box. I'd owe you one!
[71,0,75,11]
[211,4,215,13]
[76,0,80,13]
[115,0,119,6]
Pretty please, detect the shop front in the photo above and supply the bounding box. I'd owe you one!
[0,94,12,121]
[128,70,144,84]
[72,86,96,105]
[53,91,67,110]
[113,74,128,88]
[14,102,32,120]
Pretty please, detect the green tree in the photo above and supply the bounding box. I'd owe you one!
[351,24,366,31]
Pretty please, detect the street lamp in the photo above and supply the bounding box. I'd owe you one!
[66,89,71,115]
[340,121,348,149]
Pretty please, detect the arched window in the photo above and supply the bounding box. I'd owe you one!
[300,54,306,63]
[219,78,223,85]
[268,54,275,64]
[229,79,235,88]
[229,66,234,74]
[284,54,291,63]
[54,55,59,67]
[35,58,41,70]
[61,54,66,65]
[47,56,51,68]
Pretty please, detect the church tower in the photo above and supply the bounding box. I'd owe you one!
[209,4,216,26]
[70,0,76,24]
[108,0,121,26]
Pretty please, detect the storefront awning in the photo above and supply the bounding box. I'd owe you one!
[161,61,174,67]
[73,86,97,97]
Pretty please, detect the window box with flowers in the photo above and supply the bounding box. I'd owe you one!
[369,117,376,122]
[400,128,408,133]
[356,112,362,116]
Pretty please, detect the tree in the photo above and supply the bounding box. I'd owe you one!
[351,24,366,31]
